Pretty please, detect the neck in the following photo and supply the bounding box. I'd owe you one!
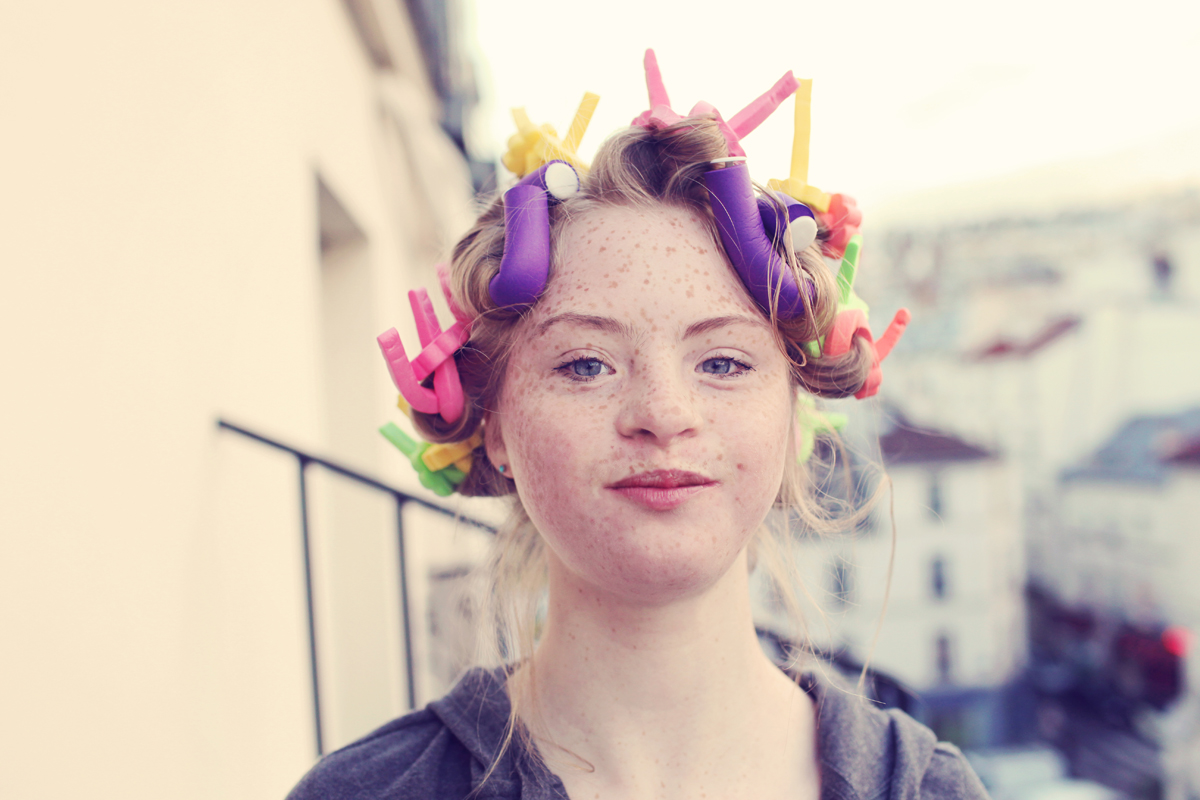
[516,549,817,799]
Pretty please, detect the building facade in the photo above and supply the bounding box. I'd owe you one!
[2,2,490,798]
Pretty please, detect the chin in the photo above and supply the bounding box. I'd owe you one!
[556,516,753,604]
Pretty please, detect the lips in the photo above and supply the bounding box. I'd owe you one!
[610,470,714,489]
[607,469,717,511]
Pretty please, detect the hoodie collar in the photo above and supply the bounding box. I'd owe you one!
[429,667,568,800]
[431,665,937,800]
[801,668,938,800]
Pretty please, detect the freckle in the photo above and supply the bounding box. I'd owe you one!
[598,246,606,252]
[737,463,745,470]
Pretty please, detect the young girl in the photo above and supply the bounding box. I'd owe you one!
[289,51,987,800]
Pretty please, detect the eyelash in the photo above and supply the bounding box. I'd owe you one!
[700,355,755,378]
[553,355,755,383]
[555,357,612,383]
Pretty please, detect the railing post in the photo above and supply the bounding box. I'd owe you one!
[215,419,495,752]
[297,456,324,757]
[395,494,417,710]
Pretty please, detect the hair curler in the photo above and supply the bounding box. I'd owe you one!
[704,161,813,319]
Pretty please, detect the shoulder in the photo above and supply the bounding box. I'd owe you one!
[919,739,991,800]
[881,708,990,800]
[286,707,475,800]
[801,668,989,800]
[286,667,527,800]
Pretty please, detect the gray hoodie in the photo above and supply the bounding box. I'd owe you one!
[288,666,990,799]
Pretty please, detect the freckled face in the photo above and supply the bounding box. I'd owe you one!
[489,205,794,603]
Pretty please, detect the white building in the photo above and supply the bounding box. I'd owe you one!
[869,187,1200,495]
[1161,436,1200,800]
[755,407,1026,748]
[1024,409,1200,795]
[781,185,1200,757]
[1,3,493,798]
[1050,409,1200,629]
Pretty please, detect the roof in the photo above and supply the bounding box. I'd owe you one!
[971,315,1081,361]
[1164,435,1200,468]
[1061,407,1200,485]
[879,410,995,466]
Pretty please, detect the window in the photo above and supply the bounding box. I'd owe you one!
[928,472,943,519]
[931,555,948,600]
[830,559,853,607]
[936,633,953,685]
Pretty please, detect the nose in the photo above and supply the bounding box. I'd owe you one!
[615,362,703,445]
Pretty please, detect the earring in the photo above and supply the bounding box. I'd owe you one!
[498,465,507,474]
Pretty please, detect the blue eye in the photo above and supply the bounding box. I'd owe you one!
[572,358,604,377]
[555,357,611,382]
[700,357,753,377]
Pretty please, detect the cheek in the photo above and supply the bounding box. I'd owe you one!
[724,396,793,502]
[503,388,612,515]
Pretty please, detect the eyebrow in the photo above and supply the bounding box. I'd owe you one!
[534,313,639,340]
[683,314,769,339]
[535,312,767,340]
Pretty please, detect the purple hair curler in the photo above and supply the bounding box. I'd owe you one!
[489,161,581,309]
[758,191,818,253]
[515,159,580,200]
[704,162,811,318]
[489,183,551,309]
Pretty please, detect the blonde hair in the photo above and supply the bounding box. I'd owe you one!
[412,117,879,774]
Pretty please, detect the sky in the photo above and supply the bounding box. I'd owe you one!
[468,0,1200,223]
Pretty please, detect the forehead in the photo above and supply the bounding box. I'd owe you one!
[533,204,763,326]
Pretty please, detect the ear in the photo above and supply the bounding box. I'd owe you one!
[483,410,509,472]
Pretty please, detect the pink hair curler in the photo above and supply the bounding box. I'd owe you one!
[817,193,863,259]
[376,287,470,423]
[823,307,912,399]
[436,262,473,329]
[632,49,799,158]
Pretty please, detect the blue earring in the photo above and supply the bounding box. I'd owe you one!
[498,465,507,474]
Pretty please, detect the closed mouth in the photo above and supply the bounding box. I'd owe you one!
[608,469,716,490]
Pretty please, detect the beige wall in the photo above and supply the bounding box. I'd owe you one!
[0,2,481,797]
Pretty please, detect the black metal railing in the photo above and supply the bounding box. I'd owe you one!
[216,419,494,756]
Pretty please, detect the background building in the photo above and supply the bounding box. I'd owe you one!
[865,183,1200,796]
[754,407,1027,750]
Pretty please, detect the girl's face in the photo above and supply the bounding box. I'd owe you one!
[488,204,794,604]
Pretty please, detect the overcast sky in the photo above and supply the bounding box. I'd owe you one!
[469,0,1200,218]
